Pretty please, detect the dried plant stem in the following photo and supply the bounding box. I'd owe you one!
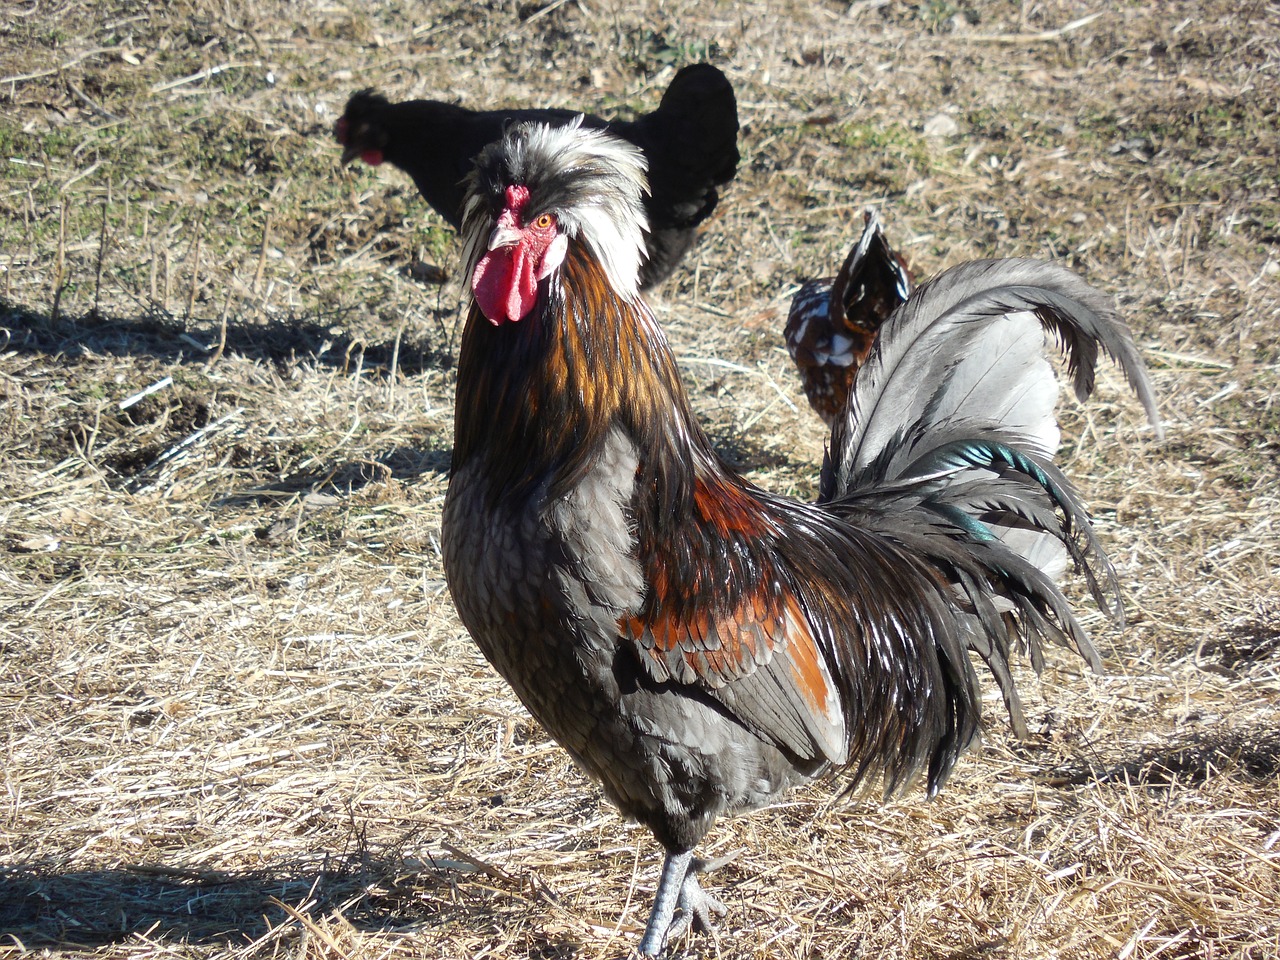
[185,219,204,320]
[50,203,67,324]
[92,199,111,317]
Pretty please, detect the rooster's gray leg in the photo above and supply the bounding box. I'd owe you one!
[638,851,727,956]
[639,850,691,956]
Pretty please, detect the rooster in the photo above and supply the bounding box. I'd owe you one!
[334,63,739,289]
[441,119,1162,955]
[785,208,914,424]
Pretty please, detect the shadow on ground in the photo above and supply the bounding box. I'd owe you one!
[0,848,580,956]
[1,295,791,489]
[0,296,457,378]
[1046,725,1280,789]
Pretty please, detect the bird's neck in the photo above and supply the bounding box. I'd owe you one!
[452,246,736,514]
[379,101,471,219]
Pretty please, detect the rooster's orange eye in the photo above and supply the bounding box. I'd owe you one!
[533,213,554,229]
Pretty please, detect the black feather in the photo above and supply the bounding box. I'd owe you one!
[335,64,739,288]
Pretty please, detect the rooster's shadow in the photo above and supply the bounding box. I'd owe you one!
[1041,723,1280,789]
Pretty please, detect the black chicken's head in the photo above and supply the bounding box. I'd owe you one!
[461,118,651,325]
[334,90,391,166]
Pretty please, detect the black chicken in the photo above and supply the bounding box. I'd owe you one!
[334,63,739,289]
[442,119,1162,955]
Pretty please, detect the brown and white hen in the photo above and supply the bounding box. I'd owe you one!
[785,209,913,424]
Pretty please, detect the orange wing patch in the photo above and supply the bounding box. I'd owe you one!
[779,593,842,733]
[620,583,847,763]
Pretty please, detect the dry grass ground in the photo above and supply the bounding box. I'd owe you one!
[2,1,1278,957]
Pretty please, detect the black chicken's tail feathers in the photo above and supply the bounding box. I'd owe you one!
[820,258,1161,758]
[636,63,740,230]
[628,64,739,288]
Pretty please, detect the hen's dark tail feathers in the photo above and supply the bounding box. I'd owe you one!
[628,65,738,288]
[821,258,1162,761]
[830,208,914,331]
[626,64,739,287]
[637,64,740,230]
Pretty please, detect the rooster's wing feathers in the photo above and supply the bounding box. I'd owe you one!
[622,561,848,765]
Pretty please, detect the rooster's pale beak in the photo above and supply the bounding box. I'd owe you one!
[486,224,523,250]
[339,144,361,166]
